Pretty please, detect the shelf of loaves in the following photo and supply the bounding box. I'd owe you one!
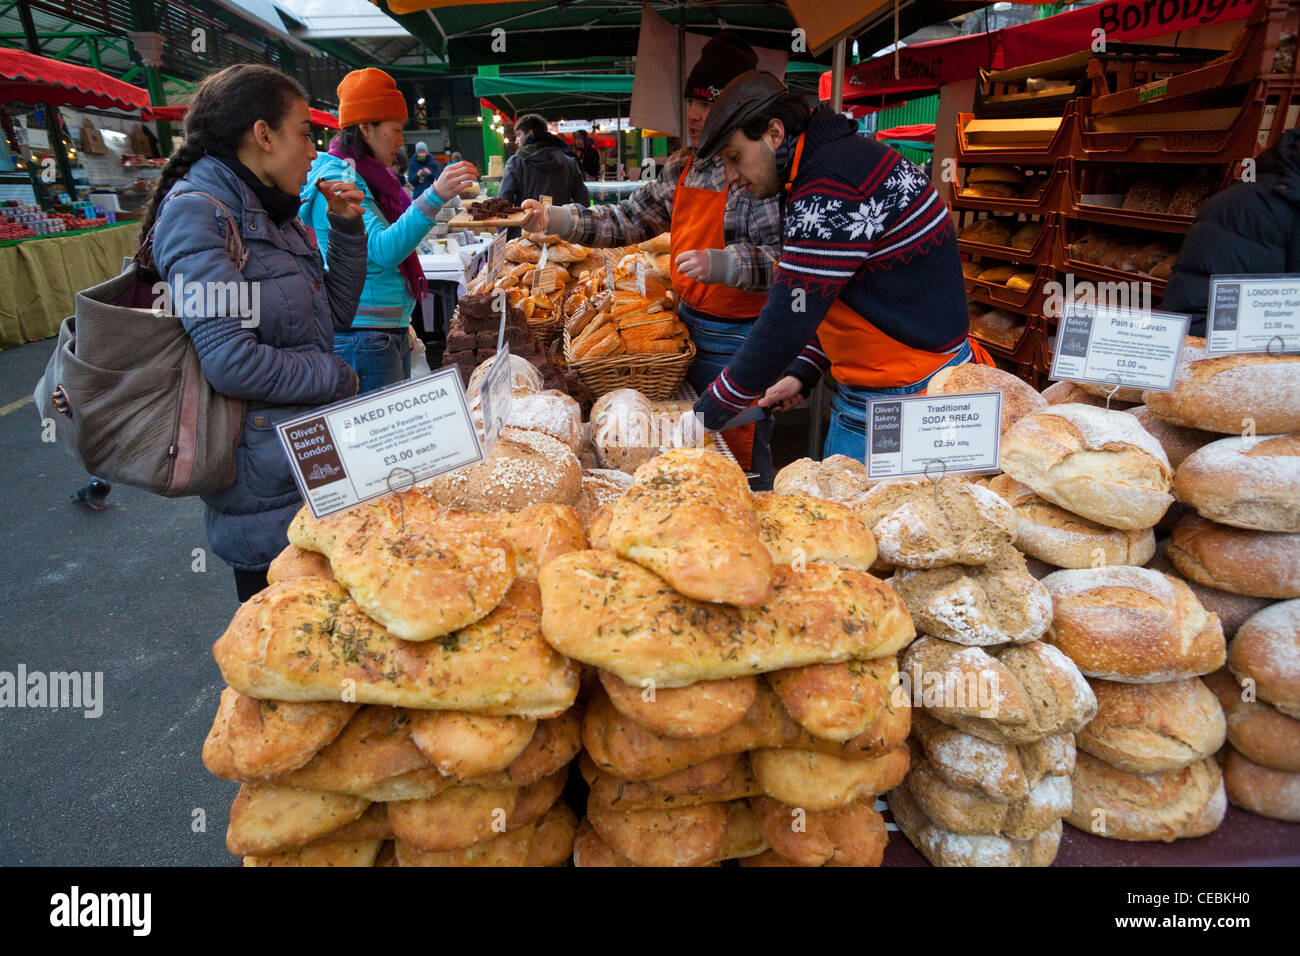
[949,159,1069,217]
[963,258,1057,315]
[1052,217,1185,303]
[955,209,1056,266]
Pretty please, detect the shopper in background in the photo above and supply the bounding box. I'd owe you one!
[142,64,367,601]
[572,128,601,179]
[391,147,410,192]
[500,113,589,206]
[688,71,984,462]
[1163,129,1300,335]
[408,140,440,199]
[523,32,784,487]
[302,68,478,394]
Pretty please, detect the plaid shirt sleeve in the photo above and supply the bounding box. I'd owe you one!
[721,177,782,292]
[554,150,688,248]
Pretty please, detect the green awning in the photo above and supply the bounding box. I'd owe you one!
[472,73,635,97]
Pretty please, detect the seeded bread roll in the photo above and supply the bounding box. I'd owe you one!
[1141,344,1300,435]
[927,363,1048,435]
[1221,746,1300,822]
[426,428,582,511]
[1173,434,1300,533]
[1123,405,1216,468]
[988,474,1156,569]
[1000,404,1174,530]
[854,477,1017,569]
[888,780,1063,866]
[1042,566,1226,683]
[1203,668,1300,773]
[1228,600,1300,719]
[1166,513,1300,599]
[1066,752,1226,842]
[1076,677,1226,773]
[892,547,1052,646]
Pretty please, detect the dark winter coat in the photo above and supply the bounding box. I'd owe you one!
[151,155,365,571]
[499,132,590,206]
[1164,130,1300,327]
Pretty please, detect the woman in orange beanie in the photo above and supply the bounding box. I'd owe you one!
[301,67,478,393]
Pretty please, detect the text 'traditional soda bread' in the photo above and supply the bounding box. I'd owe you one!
[1220,746,1300,822]
[1228,600,1300,719]
[1166,513,1300,599]
[1075,677,1226,773]
[1141,345,1300,434]
[988,474,1156,569]
[1203,668,1300,773]
[1173,434,1300,533]
[1041,567,1226,682]
[926,363,1049,435]
[854,477,1018,569]
[888,780,1063,866]
[999,403,1174,530]
[1066,751,1226,842]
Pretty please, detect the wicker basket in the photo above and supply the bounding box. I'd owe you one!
[563,327,695,401]
[527,312,563,348]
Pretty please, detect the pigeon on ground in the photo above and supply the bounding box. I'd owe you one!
[72,478,112,511]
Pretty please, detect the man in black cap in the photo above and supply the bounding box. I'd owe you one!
[688,71,982,462]
[523,31,784,488]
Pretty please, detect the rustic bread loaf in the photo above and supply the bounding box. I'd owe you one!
[1066,751,1226,841]
[1123,405,1216,468]
[911,710,1075,802]
[1042,566,1226,682]
[1229,600,1300,719]
[1173,434,1300,532]
[1076,677,1226,773]
[1000,403,1174,530]
[888,780,1063,866]
[854,477,1018,569]
[1221,746,1300,822]
[765,659,898,743]
[749,796,887,867]
[749,746,909,810]
[1142,345,1300,434]
[1167,513,1300,599]
[907,747,1072,838]
[927,363,1048,435]
[581,753,760,810]
[753,492,878,570]
[773,454,873,503]
[1203,667,1300,772]
[1146,549,1274,638]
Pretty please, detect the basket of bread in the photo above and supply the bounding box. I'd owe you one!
[561,251,694,401]
[464,232,591,347]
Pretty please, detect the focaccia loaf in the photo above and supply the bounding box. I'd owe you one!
[539,549,915,687]
[753,492,878,570]
[213,577,579,718]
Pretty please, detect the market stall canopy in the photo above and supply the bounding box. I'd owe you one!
[140,104,341,128]
[817,30,997,101]
[783,0,1040,56]
[876,122,935,142]
[0,48,149,111]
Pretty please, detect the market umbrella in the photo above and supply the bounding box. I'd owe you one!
[140,104,340,128]
[875,122,935,142]
[0,47,149,111]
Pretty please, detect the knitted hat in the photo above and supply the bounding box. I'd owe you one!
[684,31,759,104]
[415,141,428,153]
[337,68,408,127]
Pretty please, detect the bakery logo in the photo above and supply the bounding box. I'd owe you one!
[307,462,341,481]
[0,665,103,718]
[892,668,1000,717]
[287,418,347,491]
[1043,274,1153,320]
[870,402,902,454]
[151,274,261,329]
[49,886,150,936]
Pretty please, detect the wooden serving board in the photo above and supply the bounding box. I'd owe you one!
[447,209,530,228]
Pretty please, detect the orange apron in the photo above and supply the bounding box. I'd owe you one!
[670,157,770,469]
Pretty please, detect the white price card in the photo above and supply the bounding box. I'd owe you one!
[276,368,484,519]
[1050,304,1189,391]
[479,344,515,456]
[532,265,558,295]
[867,391,1002,480]
[1207,274,1300,354]
[486,229,508,279]
[635,258,648,297]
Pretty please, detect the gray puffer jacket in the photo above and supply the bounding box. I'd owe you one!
[152,155,365,571]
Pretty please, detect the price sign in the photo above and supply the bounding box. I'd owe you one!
[604,254,616,293]
[276,369,484,519]
[533,265,558,295]
[1050,304,1188,391]
[1207,274,1300,354]
[635,258,648,297]
[486,229,508,280]
[479,344,515,455]
[867,391,1002,480]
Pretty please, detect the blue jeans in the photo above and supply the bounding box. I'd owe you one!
[823,341,974,461]
[334,328,411,396]
[680,306,774,490]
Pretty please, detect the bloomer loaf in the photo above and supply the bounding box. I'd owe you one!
[999,403,1173,530]
[854,477,1018,569]
[1075,677,1226,773]
[1042,566,1226,682]
[753,492,878,570]
[900,636,1097,746]
[1066,751,1226,842]
[749,796,888,867]
[1203,668,1300,773]
[888,780,1063,866]
[213,578,579,718]
[1166,513,1300,599]
[1174,434,1300,533]
[608,449,774,606]
[1221,746,1300,822]
[911,710,1075,803]
[539,550,914,687]
[1141,345,1300,435]
[1146,550,1273,639]
[1229,600,1300,719]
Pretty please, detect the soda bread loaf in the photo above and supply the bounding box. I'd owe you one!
[854,477,1018,569]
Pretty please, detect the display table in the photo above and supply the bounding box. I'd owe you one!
[0,221,138,349]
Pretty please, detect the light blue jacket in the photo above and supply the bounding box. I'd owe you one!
[300,152,443,328]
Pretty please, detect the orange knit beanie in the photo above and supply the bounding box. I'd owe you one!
[337,68,408,127]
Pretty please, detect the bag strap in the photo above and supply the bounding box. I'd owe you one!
[136,185,249,273]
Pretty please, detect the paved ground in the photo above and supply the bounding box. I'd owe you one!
[0,334,826,867]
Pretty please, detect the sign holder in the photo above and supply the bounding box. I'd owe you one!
[1206,274,1300,355]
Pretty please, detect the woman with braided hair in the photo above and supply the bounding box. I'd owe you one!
[144,63,368,601]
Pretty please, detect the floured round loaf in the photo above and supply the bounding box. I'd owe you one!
[1000,403,1174,530]
[500,390,583,455]
[773,454,872,504]
[1146,548,1273,639]
[1066,751,1226,841]
[1142,344,1300,434]
[1042,566,1226,682]
[926,363,1048,435]
[907,748,1072,839]
[855,477,1017,569]
[425,427,581,510]
[988,474,1155,569]
[1166,513,1300,599]
[892,547,1052,645]
[911,710,1075,802]
[1203,667,1300,772]
[1173,434,1300,532]
[1124,404,1215,468]
[1076,677,1226,773]
[1229,600,1300,719]
[466,352,543,396]
[1221,746,1300,822]
[888,780,1063,866]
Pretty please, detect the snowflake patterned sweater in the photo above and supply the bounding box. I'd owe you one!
[693,107,969,429]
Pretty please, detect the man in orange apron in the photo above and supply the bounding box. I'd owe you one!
[522,32,784,487]
[689,72,991,460]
